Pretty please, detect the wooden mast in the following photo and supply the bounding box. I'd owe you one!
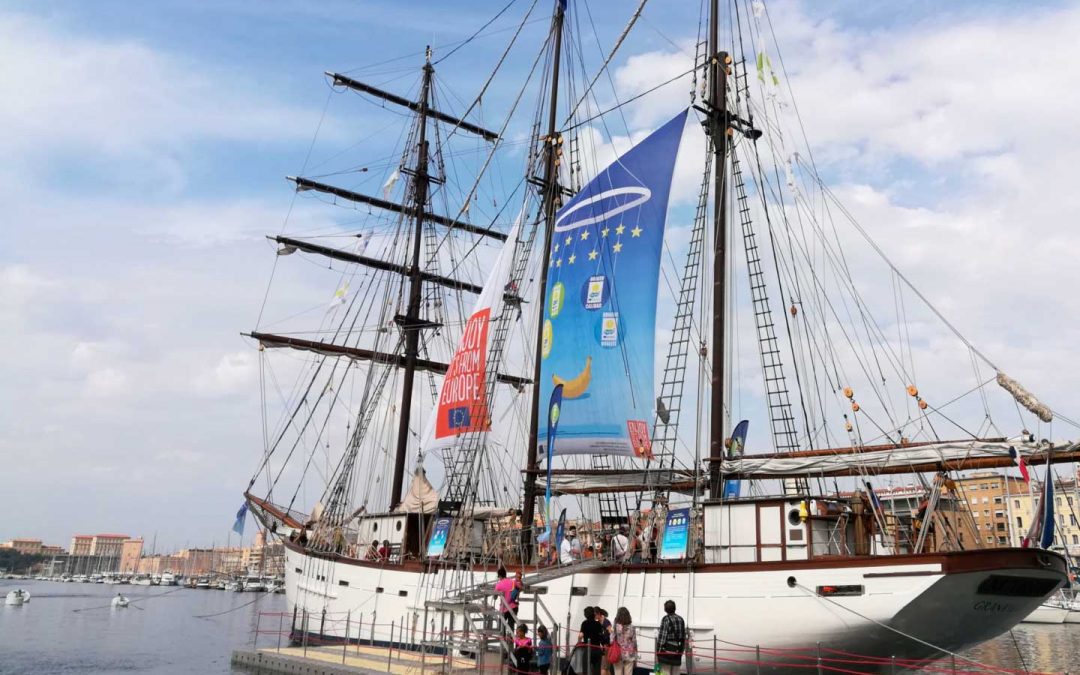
[521,0,567,557]
[707,0,731,496]
[390,49,435,510]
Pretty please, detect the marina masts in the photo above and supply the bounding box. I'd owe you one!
[521,0,567,554]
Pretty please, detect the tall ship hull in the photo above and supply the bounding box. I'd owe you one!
[282,543,1065,672]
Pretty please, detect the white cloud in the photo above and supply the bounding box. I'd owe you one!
[0,12,329,159]
[195,351,258,396]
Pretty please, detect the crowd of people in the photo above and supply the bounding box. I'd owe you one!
[492,562,688,675]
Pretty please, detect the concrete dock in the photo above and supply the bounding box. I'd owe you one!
[231,644,492,674]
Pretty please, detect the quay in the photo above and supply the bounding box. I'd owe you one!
[231,644,486,675]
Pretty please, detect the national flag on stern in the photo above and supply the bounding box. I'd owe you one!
[1009,446,1031,483]
[1023,473,1055,549]
[233,502,249,537]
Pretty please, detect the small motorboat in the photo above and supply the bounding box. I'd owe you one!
[111,594,130,608]
[5,589,30,606]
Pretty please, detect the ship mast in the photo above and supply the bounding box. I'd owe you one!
[521,0,567,556]
[707,0,731,496]
[390,48,435,510]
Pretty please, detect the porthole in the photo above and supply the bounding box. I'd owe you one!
[396,520,403,532]
[372,522,378,532]
[787,509,801,526]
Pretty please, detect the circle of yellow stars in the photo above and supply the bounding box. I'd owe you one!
[550,222,643,268]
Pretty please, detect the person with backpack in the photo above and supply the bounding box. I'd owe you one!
[494,566,521,628]
[654,600,686,675]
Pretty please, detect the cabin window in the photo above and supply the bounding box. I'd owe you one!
[339,580,349,587]
[372,522,378,532]
[398,590,408,597]
[396,520,403,532]
[375,587,384,594]
[570,587,588,596]
[295,568,303,574]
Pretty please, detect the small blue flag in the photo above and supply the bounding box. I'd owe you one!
[233,502,249,536]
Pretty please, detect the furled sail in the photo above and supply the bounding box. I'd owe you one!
[419,214,523,455]
[719,438,1080,478]
[537,109,688,457]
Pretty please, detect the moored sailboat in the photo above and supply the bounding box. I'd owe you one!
[243,0,1074,671]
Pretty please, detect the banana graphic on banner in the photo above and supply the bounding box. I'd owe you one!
[551,357,591,399]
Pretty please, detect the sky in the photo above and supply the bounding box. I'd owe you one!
[2,0,1080,551]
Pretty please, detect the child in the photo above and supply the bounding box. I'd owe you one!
[535,625,553,674]
[513,623,534,674]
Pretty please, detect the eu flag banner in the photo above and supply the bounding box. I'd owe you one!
[538,110,688,457]
[232,502,248,537]
[659,508,691,560]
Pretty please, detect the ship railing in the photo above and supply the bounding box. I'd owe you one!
[250,610,1057,675]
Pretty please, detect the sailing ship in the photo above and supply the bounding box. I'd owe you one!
[243,0,1076,671]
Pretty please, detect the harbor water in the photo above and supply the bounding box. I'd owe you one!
[0,579,284,674]
[4,578,1080,673]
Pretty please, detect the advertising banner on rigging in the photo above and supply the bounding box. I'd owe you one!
[537,110,688,457]
[420,214,523,456]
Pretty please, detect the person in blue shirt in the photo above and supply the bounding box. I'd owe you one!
[535,624,553,674]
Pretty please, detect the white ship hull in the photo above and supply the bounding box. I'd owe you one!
[282,543,1065,672]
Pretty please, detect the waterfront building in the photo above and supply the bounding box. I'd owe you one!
[120,538,143,573]
[953,472,1028,547]
[0,539,45,555]
[69,534,94,556]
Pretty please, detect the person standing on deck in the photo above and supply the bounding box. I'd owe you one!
[611,526,630,562]
[654,600,686,675]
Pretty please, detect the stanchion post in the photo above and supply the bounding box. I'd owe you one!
[253,610,261,648]
[891,655,896,675]
[816,641,822,675]
[277,611,284,653]
[291,605,298,645]
[343,611,350,664]
[951,654,957,675]
[319,608,326,644]
[755,644,761,675]
[388,620,396,669]
[358,613,363,654]
[302,609,310,657]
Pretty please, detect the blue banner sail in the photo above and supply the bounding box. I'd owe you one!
[538,110,688,456]
[722,420,749,499]
[544,384,564,543]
